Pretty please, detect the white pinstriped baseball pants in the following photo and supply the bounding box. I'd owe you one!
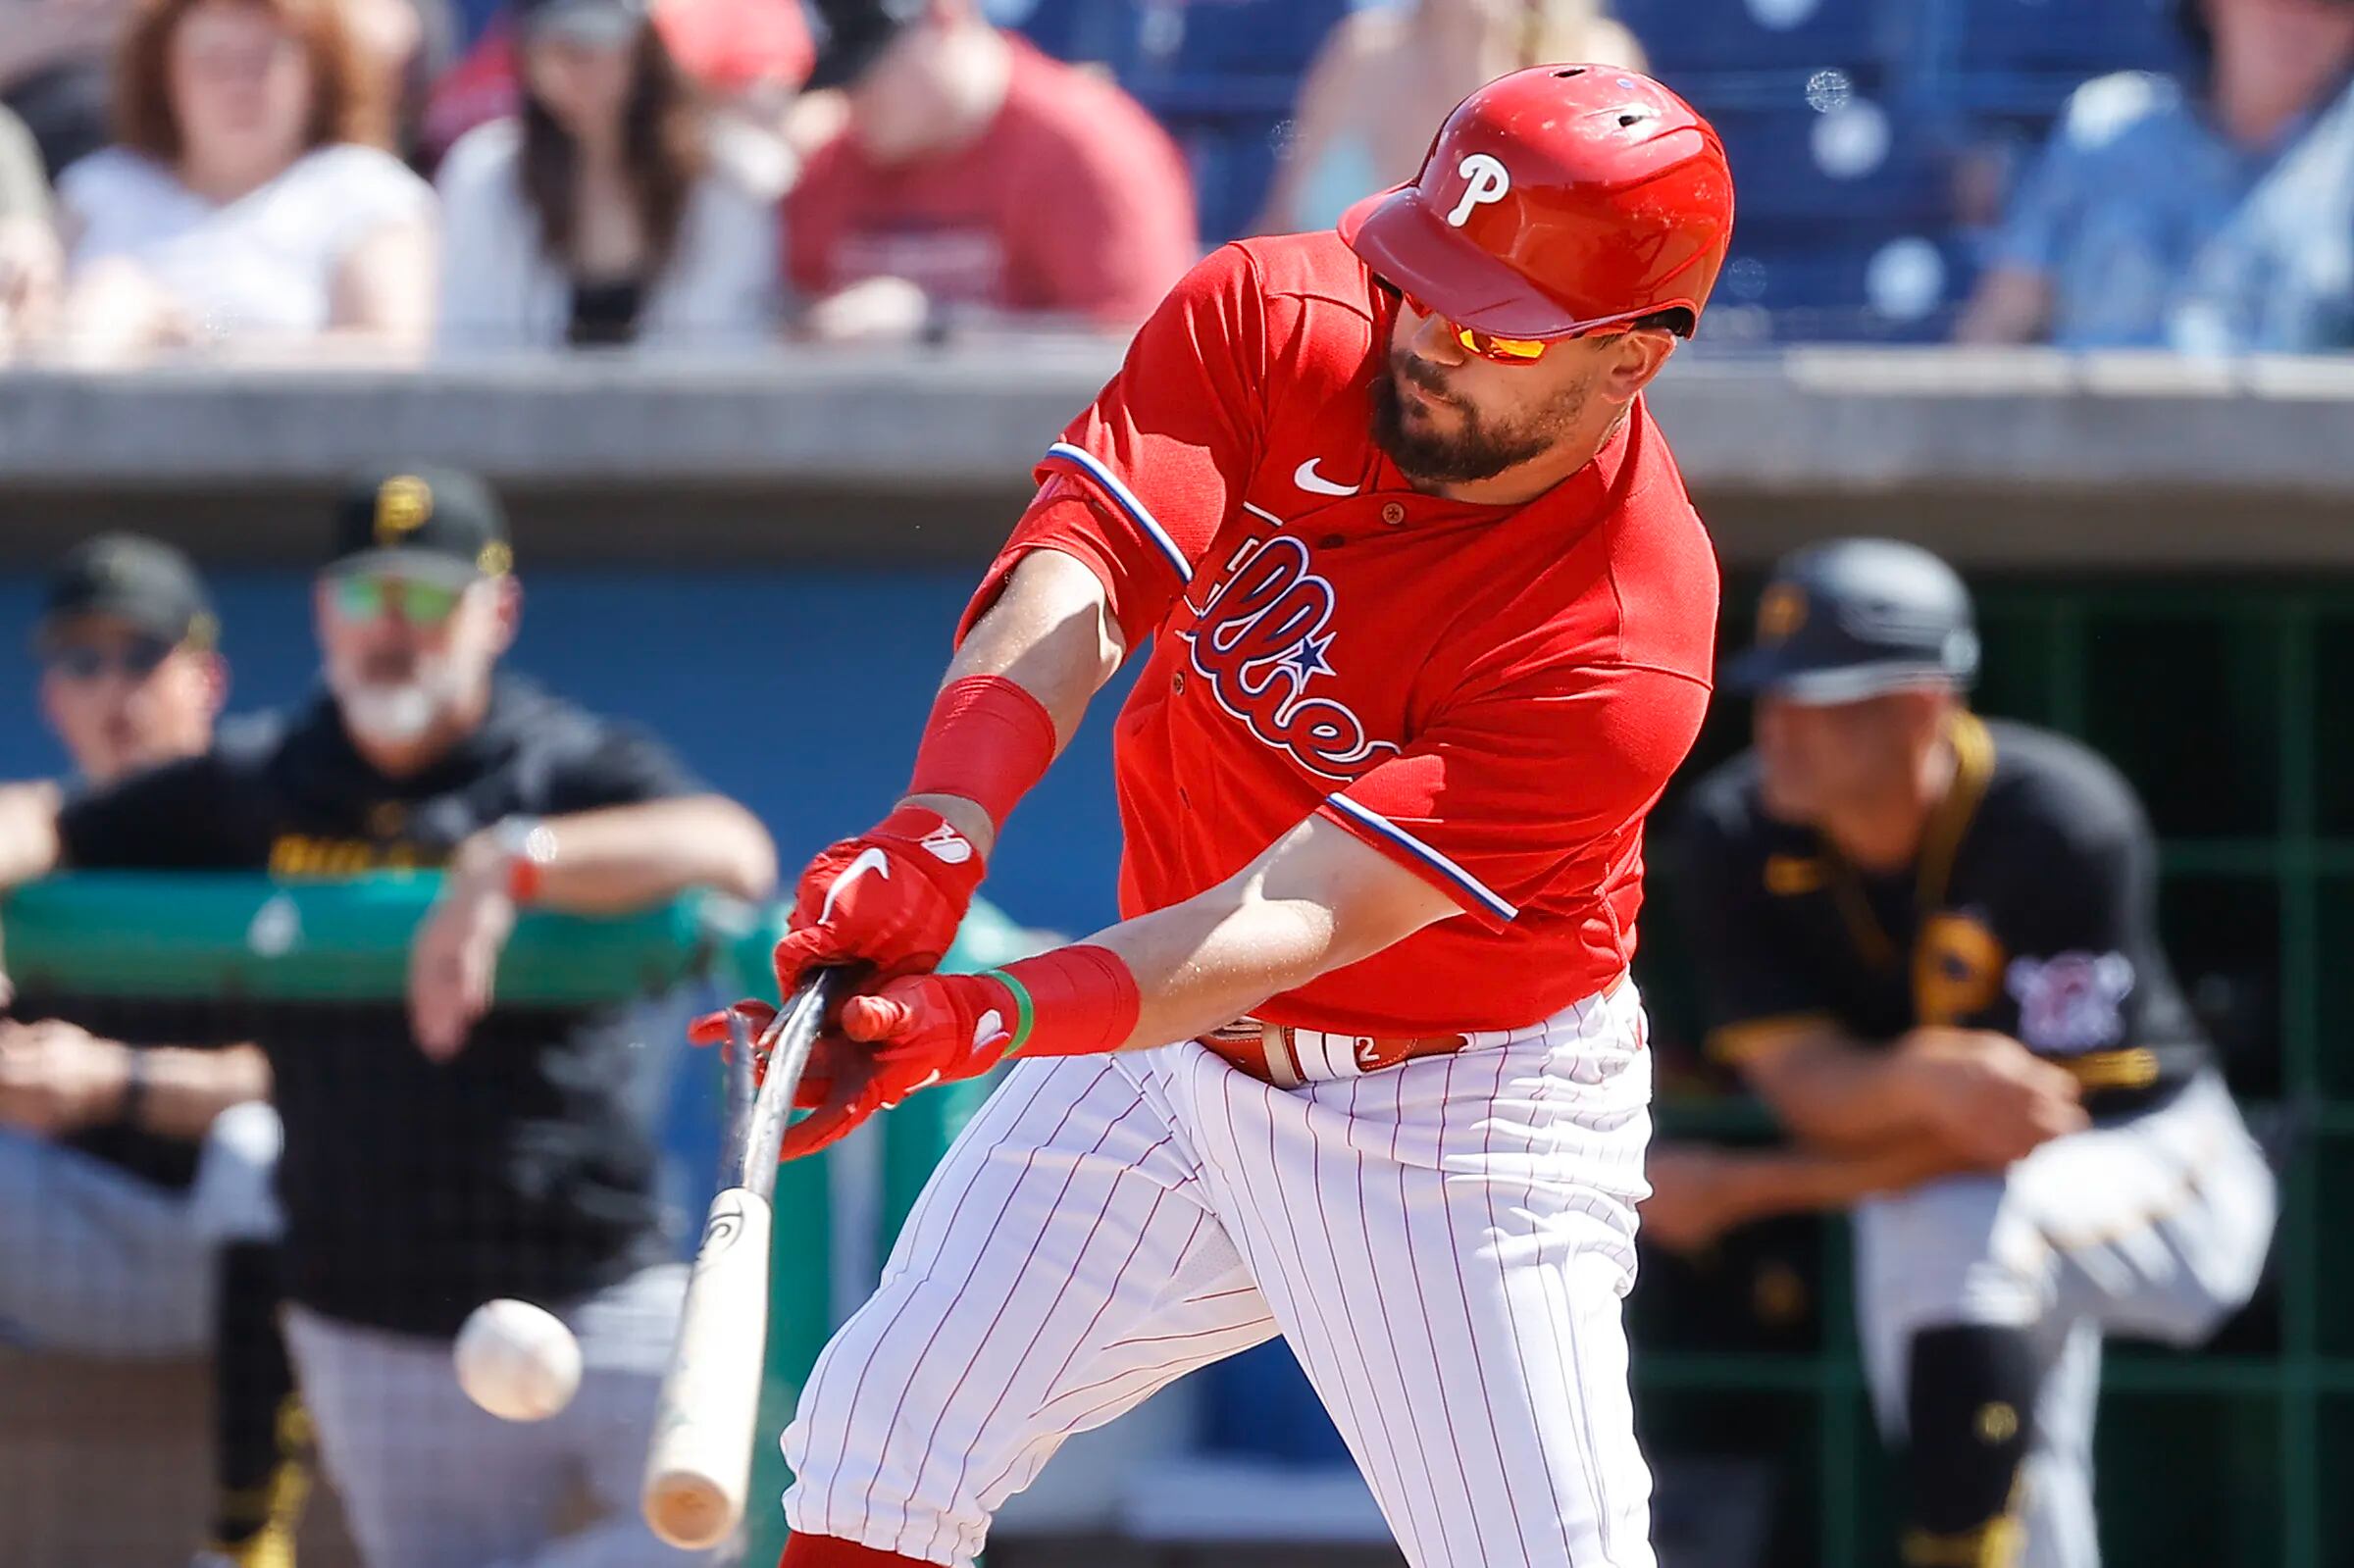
[783,983,1658,1568]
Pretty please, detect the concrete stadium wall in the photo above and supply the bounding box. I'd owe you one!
[3,347,2353,571]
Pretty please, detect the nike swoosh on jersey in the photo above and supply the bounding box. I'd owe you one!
[818,845,892,924]
[972,1008,1011,1053]
[1293,458,1357,497]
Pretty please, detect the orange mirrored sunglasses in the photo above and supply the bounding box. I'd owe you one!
[1397,289,1553,363]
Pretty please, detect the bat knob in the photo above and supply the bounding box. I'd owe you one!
[643,1470,739,1549]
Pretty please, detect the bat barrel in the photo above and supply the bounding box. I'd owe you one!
[642,1186,775,1547]
[642,969,839,1548]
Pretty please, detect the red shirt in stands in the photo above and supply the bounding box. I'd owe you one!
[959,234,1719,1036]
[787,34,1198,325]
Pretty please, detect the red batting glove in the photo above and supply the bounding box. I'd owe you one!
[771,973,1014,1159]
[771,805,985,994]
[688,990,954,1158]
[776,945,1143,1160]
[688,997,861,1120]
[684,979,1012,1145]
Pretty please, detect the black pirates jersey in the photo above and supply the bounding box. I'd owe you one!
[1678,714,2208,1114]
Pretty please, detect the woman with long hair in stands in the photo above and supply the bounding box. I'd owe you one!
[1256,0,1647,235]
[49,0,436,364]
[433,0,778,352]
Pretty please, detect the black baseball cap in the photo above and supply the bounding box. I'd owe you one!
[36,533,218,652]
[805,0,923,90]
[1724,537,1979,705]
[329,465,514,587]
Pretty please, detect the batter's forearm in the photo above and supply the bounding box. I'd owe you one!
[1091,882,1339,1051]
[825,826,1443,1076]
[1083,816,1458,1051]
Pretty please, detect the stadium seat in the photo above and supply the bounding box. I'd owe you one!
[1174,115,1286,245]
[1710,93,1946,228]
[1020,0,1348,81]
[1711,230,1973,342]
[1610,0,1895,77]
[1947,0,2188,76]
[1019,0,1350,242]
[1011,0,2063,329]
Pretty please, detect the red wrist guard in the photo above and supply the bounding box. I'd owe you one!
[983,944,1141,1059]
[906,675,1056,832]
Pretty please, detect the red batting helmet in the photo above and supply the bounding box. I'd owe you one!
[1339,65,1735,340]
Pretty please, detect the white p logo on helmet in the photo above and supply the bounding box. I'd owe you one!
[1445,153,1511,227]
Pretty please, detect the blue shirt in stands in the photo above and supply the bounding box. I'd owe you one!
[1993,69,2354,353]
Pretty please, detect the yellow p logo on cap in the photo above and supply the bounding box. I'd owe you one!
[1757,582,1807,644]
[375,476,435,546]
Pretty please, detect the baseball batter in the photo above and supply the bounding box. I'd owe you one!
[697,66,1735,1568]
[1663,540,2277,1568]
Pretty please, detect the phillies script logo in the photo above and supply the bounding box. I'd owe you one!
[1178,535,1401,780]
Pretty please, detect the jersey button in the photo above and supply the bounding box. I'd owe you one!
[1171,672,1186,693]
[1380,501,1407,526]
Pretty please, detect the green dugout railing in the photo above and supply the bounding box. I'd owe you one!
[0,871,1030,1567]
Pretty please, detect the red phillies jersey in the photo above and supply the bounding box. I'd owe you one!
[787,35,1197,325]
[961,234,1719,1035]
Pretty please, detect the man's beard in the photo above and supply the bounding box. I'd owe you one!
[1371,353,1584,487]
[330,650,460,746]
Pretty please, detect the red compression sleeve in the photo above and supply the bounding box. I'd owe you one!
[987,944,1141,1058]
[905,675,1057,832]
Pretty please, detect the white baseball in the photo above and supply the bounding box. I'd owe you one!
[453,1298,583,1422]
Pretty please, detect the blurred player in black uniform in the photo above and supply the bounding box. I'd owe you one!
[1651,539,2276,1568]
[0,534,308,1567]
[0,471,777,1567]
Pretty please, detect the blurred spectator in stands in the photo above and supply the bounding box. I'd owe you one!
[0,104,63,355]
[1956,0,2354,352]
[47,0,436,365]
[3,0,432,180]
[435,0,778,351]
[1256,0,1645,234]
[781,0,906,153]
[418,0,812,187]
[786,0,1197,342]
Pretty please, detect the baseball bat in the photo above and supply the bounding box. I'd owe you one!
[642,968,843,1550]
